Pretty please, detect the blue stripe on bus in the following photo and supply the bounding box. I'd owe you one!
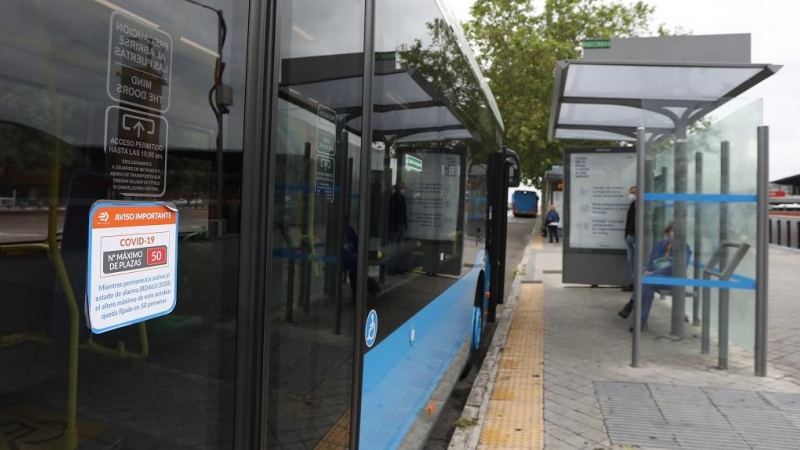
[359,252,485,450]
[644,193,757,203]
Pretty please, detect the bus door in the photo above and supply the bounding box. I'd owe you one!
[486,148,521,321]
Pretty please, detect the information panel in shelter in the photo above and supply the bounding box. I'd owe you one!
[568,151,635,250]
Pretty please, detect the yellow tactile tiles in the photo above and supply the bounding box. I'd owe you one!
[531,229,544,250]
[478,283,545,450]
[314,409,351,450]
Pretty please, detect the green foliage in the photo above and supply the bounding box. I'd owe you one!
[397,18,498,169]
[465,0,658,186]
[453,417,479,428]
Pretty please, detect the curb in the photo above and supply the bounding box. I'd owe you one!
[448,223,539,450]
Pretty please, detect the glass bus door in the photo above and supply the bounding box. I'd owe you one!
[262,1,366,448]
[0,1,250,448]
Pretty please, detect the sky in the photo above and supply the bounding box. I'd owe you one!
[447,0,800,181]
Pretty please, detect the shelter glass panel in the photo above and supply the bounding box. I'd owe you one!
[641,97,762,360]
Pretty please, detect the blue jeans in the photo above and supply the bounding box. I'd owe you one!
[548,225,559,243]
[625,234,635,284]
[626,277,670,324]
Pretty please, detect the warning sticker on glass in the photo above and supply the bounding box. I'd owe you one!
[104,105,168,197]
[107,11,172,113]
[87,202,178,334]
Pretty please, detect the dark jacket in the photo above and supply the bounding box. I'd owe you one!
[388,191,407,232]
[625,201,636,236]
[545,210,560,226]
[645,236,692,276]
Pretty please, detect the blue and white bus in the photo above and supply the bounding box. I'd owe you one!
[0,0,518,449]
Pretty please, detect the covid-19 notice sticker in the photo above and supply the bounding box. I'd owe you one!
[87,201,178,334]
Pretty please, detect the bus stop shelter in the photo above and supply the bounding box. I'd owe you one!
[548,34,780,376]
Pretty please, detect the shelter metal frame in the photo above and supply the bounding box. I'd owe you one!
[549,58,778,376]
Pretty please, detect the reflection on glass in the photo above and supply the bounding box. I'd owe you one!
[360,0,503,448]
[266,0,364,448]
[0,1,248,448]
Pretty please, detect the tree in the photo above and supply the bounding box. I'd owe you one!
[396,18,499,172]
[465,0,656,186]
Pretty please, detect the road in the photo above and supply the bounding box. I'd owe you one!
[423,212,537,449]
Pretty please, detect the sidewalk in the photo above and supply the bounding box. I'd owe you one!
[450,232,800,450]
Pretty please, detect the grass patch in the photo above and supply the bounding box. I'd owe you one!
[453,417,479,428]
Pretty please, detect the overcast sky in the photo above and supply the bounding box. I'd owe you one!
[447,0,799,181]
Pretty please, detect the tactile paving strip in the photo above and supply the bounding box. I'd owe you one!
[314,409,350,450]
[531,229,543,250]
[478,283,544,449]
[596,381,800,449]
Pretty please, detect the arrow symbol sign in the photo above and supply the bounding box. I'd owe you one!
[133,121,145,138]
[121,113,156,138]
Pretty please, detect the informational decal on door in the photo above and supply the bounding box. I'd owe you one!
[107,11,172,113]
[87,202,178,334]
[105,106,168,197]
[315,155,335,203]
[316,105,336,156]
[405,152,461,241]
[568,151,635,250]
[314,104,337,202]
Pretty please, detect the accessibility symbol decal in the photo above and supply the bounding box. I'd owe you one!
[365,309,378,348]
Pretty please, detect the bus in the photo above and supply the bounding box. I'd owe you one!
[512,189,540,217]
[0,1,518,449]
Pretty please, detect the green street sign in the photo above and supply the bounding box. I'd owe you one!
[405,154,423,172]
[582,39,611,49]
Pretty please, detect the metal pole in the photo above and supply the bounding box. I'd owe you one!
[756,126,770,376]
[659,167,668,237]
[286,259,294,324]
[672,125,688,336]
[215,12,225,234]
[351,0,376,443]
[693,152,703,326]
[644,158,654,265]
[702,281,711,353]
[719,142,730,369]
[301,143,312,313]
[333,131,349,335]
[633,127,646,367]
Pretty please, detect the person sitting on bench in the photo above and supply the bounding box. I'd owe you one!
[617,222,691,330]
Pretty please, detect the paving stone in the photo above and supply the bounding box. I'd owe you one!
[536,245,800,450]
